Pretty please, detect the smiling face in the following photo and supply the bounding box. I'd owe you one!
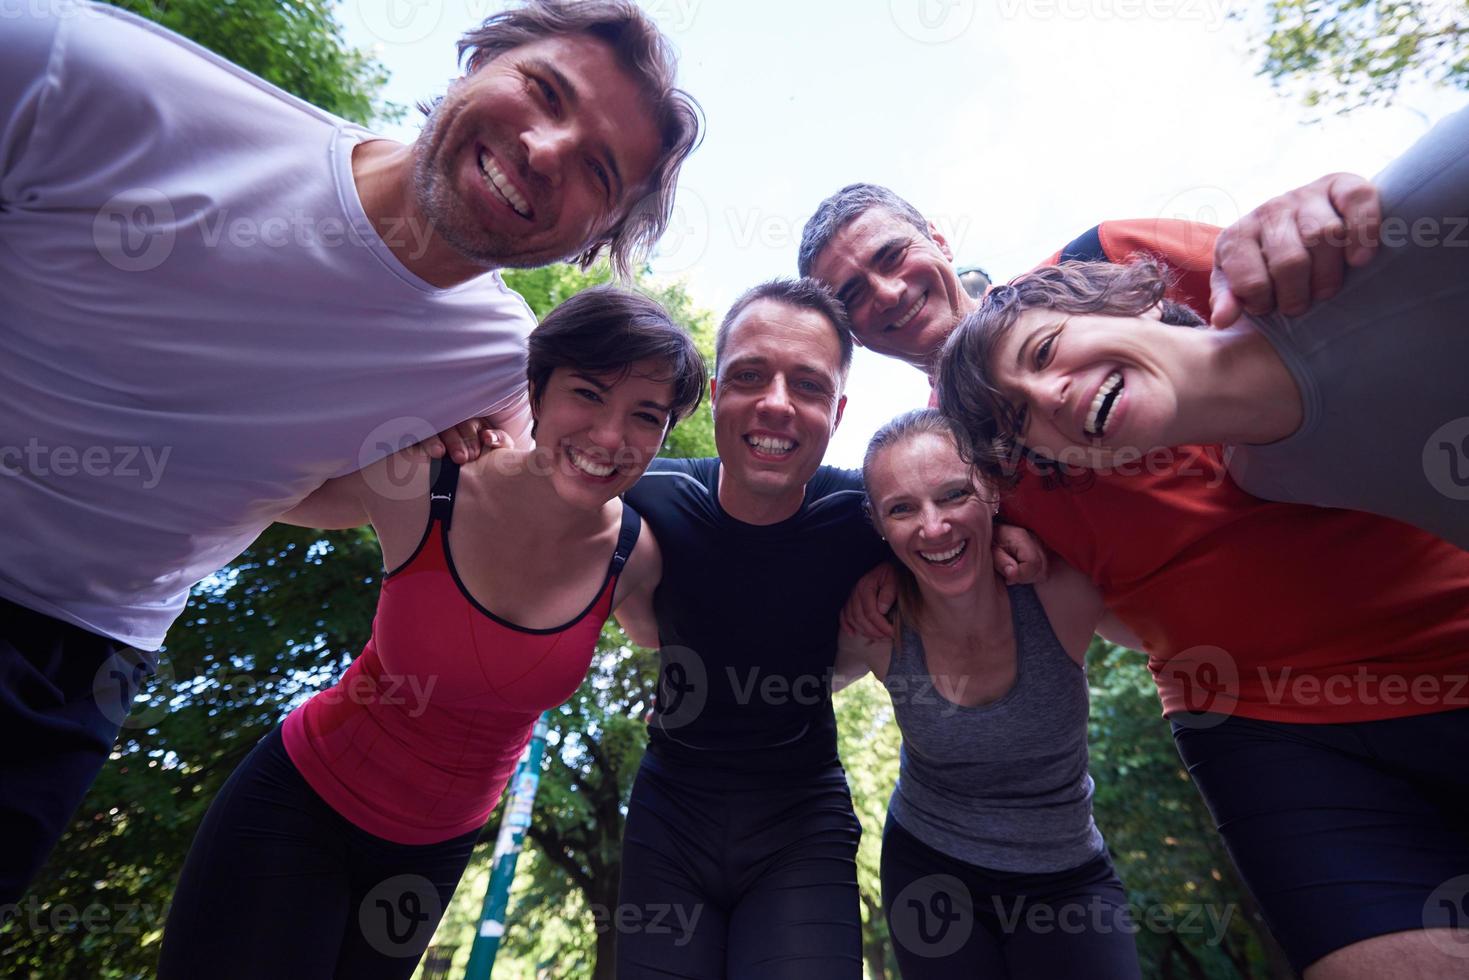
[711,299,848,519]
[412,33,661,271]
[807,209,973,368]
[532,360,674,509]
[868,431,997,600]
[990,306,1187,466]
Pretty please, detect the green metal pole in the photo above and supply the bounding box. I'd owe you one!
[463,712,549,980]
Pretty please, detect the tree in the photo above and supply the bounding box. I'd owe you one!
[1252,0,1469,114]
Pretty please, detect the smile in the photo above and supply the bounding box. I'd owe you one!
[567,447,617,479]
[890,292,927,332]
[919,540,967,565]
[745,434,796,457]
[477,149,532,220]
[1085,371,1124,438]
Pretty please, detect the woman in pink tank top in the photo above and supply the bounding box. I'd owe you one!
[159,287,706,980]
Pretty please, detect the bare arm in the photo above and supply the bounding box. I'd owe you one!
[612,521,662,649]
[1032,554,1107,665]
[277,471,371,529]
[1096,611,1145,652]
[834,627,887,692]
[1211,172,1382,327]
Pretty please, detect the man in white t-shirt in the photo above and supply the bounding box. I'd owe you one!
[0,0,699,905]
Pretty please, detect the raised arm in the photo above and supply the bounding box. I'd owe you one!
[1210,173,1382,327]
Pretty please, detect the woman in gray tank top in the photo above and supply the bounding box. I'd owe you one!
[836,409,1141,979]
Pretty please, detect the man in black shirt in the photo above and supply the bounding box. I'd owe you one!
[613,279,1039,978]
[614,278,876,978]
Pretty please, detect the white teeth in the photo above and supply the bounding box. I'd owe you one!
[1085,371,1124,438]
[892,293,926,331]
[920,541,967,564]
[747,435,795,454]
[568,449,615,478]
[478,150,531,219]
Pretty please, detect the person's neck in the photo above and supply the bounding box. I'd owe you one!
[351,139,497,290]
[479,451,613,541]
[1170,324,1303,446]
[715,466,807,526]
[916,572,1008,645]
[917,290,980,376]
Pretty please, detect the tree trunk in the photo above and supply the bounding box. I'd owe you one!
[588,872,622,980]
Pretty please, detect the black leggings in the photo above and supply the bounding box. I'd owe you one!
[881,816,1141,980]
[158,727,480,980]
[616,757,864,979]
[0,598,132,907]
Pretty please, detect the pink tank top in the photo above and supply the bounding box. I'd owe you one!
[283,461,640,844]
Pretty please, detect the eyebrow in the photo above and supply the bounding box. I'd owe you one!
[570,372,671,413]
[835,236,910,305]
[530,58,625,200]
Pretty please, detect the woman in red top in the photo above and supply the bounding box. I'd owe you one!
[159,287,705,980]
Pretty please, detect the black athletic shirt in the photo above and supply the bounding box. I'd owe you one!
[625,458,888,777]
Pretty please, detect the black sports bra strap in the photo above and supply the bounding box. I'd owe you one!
[428,458,461,528]
[610,502,642,575]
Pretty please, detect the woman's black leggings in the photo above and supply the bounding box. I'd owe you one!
[881,816,1142,979]
[158,727,480,980]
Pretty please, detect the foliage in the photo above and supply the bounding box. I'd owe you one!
[1088,641,1296,980]
[108,0,403,126]
[1250,0,1469,114]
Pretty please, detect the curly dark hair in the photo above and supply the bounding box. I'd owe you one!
[935,259,1205,489]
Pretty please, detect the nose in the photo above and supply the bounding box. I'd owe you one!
[588,415,625,454]
[524,122,573,186]
[917,505,949,539]
[1016,372,1071,427]
[872,274,904,312]
[757,375,795,417]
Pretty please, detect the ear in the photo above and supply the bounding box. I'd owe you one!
[928,221,954,262]
[708,376,719,407]
[1140,302,1167,322]
[832,394,848,432]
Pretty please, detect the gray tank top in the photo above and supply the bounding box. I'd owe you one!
[884,584,1105,873]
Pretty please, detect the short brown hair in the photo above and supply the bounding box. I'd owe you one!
[527,286,707,430]
[936,259,1203,487]
[715,278,854,378]
[454,0,702,279]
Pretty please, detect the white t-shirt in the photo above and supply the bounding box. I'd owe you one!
[0,2,536,649]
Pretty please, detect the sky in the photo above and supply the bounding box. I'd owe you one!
[337,0,1466,467]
